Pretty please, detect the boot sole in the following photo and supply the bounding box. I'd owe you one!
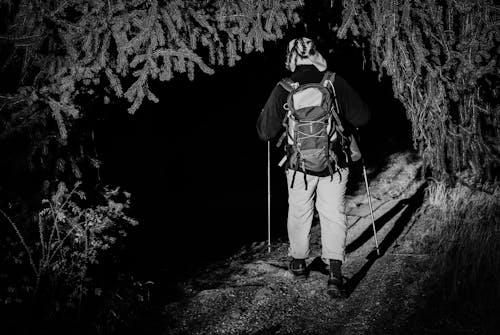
[290,269,307,280]
[327,278,346,299]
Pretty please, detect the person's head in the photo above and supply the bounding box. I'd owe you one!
[285,37,327,72]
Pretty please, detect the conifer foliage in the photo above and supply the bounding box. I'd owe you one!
[337,0,499,182]
[0,0,301,178]
[1,0,498,183]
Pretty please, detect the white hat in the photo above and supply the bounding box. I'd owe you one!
[285,37,327,72]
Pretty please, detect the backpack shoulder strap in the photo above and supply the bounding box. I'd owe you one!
[321,71,336,86]
[329,71,336,83]
[278,78,296,92]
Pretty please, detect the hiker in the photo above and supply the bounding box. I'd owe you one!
[256,37,370,297]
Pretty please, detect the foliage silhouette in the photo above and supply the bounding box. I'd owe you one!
[336,0,499,182]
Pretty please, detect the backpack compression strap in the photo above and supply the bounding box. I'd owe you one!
[277,78,302,187]
[276,78,296,149]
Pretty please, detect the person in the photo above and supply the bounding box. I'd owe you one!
[256,37,370,297]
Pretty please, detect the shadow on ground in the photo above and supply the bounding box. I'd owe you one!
[343,181,427,296]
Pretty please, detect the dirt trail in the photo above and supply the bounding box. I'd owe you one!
[162,152,427,335]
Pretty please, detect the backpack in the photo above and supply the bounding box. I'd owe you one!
[276,71,359,189]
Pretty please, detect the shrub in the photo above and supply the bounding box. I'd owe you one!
[1,181,138,322]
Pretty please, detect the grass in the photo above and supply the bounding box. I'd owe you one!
[403,181,500,333]
[427,182,499,296]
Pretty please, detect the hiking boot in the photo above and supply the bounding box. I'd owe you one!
[327,275,345,298]
[289,258,306,278]
[327,259,345,298]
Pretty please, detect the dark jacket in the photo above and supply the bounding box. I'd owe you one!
[257,65,370,175]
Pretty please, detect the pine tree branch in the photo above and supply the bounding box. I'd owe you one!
[338,0,499,181]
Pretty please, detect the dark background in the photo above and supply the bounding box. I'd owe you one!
[93,38,412,280]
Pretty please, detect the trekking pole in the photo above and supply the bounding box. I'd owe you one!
[361,158,380,256]
[355,128,380,256]
[267,140,271,253]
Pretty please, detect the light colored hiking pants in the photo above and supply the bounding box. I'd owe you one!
[286,168,349,262]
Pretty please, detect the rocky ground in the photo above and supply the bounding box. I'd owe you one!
[149,152,493,335]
